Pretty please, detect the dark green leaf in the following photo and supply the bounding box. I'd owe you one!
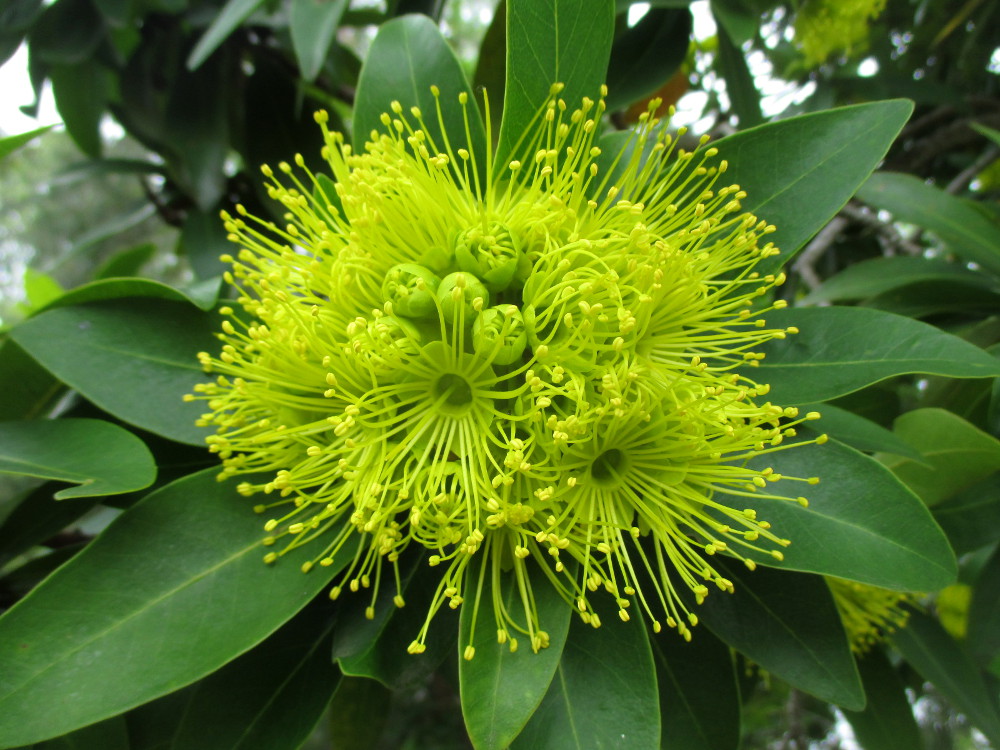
[459,558,573,750]
[40,278,218,312]
[50,59,109,157]
[863,279,1000,319]
[857,172,1000,275]
[972,123,1000,148]
[714,100,913,271]
[353,13,484,168]
[0,339,63,421]
[932,474,1000,555]
[881,408,1000,507]
[723,439,956,592]
[290,0,348,82]
[497,0,615,166]
[327,677,392,750]
[605,8,691,113]
[512,594,660,749]
[472,0,506,130]
[0,0,44,67]
[0,469,352,747]
[180,208,231,282]
[892,609,1000,747]
[692,561,864,710]
[715,22,761,127]
[10,299,217,445]
[0,481,95,568]
[0,543,86,600]
[92,0,128,27]
[709,0,755,44]
[968,545,1000,665]
[799,402,923,460]
[0,418,155,499]
[35,715,129,750]
[652,626,740,750]
[751,307,1000,404]
[186,0,263,70]
[28,0,105,65]
[841,649,922,750]
[0,125,54,161]
[94,242,157,280]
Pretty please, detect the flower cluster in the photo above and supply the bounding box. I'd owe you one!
[794,0,887,66]
[190,84,826,658]
[828,577,912,653]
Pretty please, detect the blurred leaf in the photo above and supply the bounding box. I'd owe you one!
[290,0,348,82]
[0,339,62,421]
[94,242,157,279]
[512,595,660,749]
[709,0,756,45]
[893,609,1000,747]
[472,0,506,130]
[715,22,761,127]
[967,544,1000,665]
[605,8,691,112]
[858,173,1000,274]
[10,299,217,445]
[460,558,573,750]
[881,408,1000,507]
[932,474,1000,555]
[0,124,54,161]
[722,439,957,591]
[35,715,129,750]
[862,279,1000,319]
[0,543,85,600]
[715,99,913,271]
[972,122,1000,147]
[799,402,923,460]
[751,307,1000,404]
[0,418,155,499]
[0,482,97,568]
[693,561,864,710]
[0,469,353,747]
[27,0,105,65]
[187,0,263,70]
[497,0,615,166]
[842,649,922,750]
[802,256,997,305]
[327,677,392,750]
[39,277,218,312]
[21,268,64,310]
[652,625,740,750]
[92,0,129,27]
[353,14,484,169]
[0,0,44,66]
[50,58,109,157]
[181,206,232,281]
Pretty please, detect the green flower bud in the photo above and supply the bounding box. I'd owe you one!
[473,305,527,365]
[455,224,522,292]
[437,271,490,323]
[382,263,441,319]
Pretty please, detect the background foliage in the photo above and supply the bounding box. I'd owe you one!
[0,0,999,748]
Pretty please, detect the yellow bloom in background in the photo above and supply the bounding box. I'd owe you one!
[190,84,826,658]
[828,576,912,653]
[794,0,888,66]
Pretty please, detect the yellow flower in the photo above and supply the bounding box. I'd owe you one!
[828,577,912,653]
[190,84,825,657]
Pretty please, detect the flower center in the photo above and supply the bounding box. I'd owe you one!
[590,448,629,487]
[433,373,475,415]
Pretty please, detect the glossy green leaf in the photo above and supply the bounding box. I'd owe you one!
[605,8,691,112]
[460,559,573,750]
[841,649,922,750]
[858,172,1000,275]
[10,299,217,445]
[652,625,739,750]
[932,475,1000,555]
[94,242,157,280]
[0,469,352,747]
[714,100,912,272]
[724,439,956,590]
[751,307,1000,404]
[290,0,348,82]
[0,339,62,421]
[800,401,923,460]
[187,0,263,70]
[0,418,155,499]
[497,0,615,165]
[150,604,340,750]
[892,609,1000,747]
[42,277,219,312]
[0,124,54,161]
[35,715,129,750]
[968,545,1000,665]
[50,60,109,157]
[881,408,1000,507]
[353,14,484,162]
[512,595,660,750]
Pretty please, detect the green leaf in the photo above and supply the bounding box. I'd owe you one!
[715,22,761,127]
[841,649,922,750]
[9,299,217,445]
[0,418,155,499]
[0,484,97,568]
[863,279,1000,319]
[50,59,109,157]
[709,0,756,45]
[35,715,129,750]
[802,256,997,305]
[186,0,263,70]
[27,0,105,65]
[932,475,1000,555]
[967,545,1000,665]
[94,242,157,280]
[459,559,573,750]
[472,0,506,129]
[713,100,913,271]
[497,0,615,166]
[604,8,691,113]
[0,339,62,421]
[290,0,348,82]
[327,677,392,750]
[0,125,54,161]
[0,469,353,747]
[857,172,1000,275]
[692,561,864,710]
[512,595,660,750]
[750,307,1000,404]
[722,439,956,591]
[651,625,740,750]
[799,402,923,460]
[353,14,484,164]
[141,604,341,750]
[881,408,1000,507]
[972,122,1000,148]
[39,277,219,312]
[180,207,232,282]
[892,609,1000,747]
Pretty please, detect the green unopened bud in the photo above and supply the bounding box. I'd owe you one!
[438,272,490,322]
[455,223,522,292]
[382,263,441,319]
[473,305,527,365]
